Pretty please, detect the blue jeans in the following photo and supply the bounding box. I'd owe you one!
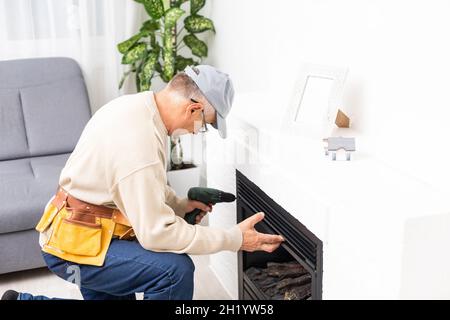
[19,239,195,300]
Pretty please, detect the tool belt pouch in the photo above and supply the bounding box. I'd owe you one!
[35,199,60,233]
[51,209,102,257]
[36,189,133,263]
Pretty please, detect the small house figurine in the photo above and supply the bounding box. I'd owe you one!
[323,137,356,161]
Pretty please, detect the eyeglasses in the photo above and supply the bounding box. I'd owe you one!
[191,98,208,133]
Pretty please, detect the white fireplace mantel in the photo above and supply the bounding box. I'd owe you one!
[206,92,450,299]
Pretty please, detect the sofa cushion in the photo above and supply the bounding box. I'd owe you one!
[0,57,91,160]
[0,153,70,234]
[20,77,91,156]
[0,89,29,159]
[0,229,46,274]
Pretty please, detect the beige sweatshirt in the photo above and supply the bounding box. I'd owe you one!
[40,91,242,254]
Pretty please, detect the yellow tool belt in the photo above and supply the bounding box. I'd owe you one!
[36,187,135,266]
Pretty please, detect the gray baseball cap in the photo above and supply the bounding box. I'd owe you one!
[184,65,234,138]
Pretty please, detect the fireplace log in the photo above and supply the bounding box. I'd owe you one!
[262,280,311,299]
[266,261,308,278]
[256,275,279,288]
[264,286,282,298]
[276,274,311,291]
[245,261,313,300]
[284,284,311,300]
[245,267,262,278]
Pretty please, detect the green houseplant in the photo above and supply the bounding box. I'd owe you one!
[117,0,215,170]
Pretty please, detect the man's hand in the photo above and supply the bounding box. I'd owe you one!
[185,200,212,224]
[238,212,284,253]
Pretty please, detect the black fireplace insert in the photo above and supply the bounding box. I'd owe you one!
[236,170,323,300]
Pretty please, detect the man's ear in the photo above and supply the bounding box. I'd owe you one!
[186,102,203,117]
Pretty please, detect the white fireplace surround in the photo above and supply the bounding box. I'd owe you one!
[205,92,450,300]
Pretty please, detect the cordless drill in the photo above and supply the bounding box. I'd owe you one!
[184,187,236,224]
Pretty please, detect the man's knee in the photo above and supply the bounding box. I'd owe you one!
[174,254,195,281]
[168,254,194,299]
[140,253,194,300]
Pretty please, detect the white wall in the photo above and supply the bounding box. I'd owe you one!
[205,0,450,298]
[207,0,450,194]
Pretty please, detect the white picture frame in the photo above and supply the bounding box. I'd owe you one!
[282,63,348,138]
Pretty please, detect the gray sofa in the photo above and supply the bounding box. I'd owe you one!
[0,57,91,274]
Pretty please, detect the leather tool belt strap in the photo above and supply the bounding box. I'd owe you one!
[52,187,134,238]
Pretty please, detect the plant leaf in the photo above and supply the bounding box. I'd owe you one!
[151,42,161,54]
[163,27,175,49]
[119,75,126,89]
[142,51,159,80]
[139,51,159,91]
[162,28,176,81]
[175,55,195,71]
[118,70,132,89]
[143,0,165,19]
[155,61,163,74]
[164,7,185,28]
[172,0,188,7]
[121,43,147,64]
[135,72,141,92]
[161,63,172,82]
[162,50,175,81]
[184,14,215,33]
[183,33,207,57]
[118,66,137,89]
[140,19,160,33]
[117,32,144,54]
[190,0,205,14]
[139,77,151,91]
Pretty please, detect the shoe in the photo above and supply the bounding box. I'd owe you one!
[1,290,19,300]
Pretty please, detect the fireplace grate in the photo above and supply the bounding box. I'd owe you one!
[236,170,323,300]
[236,171,319,270]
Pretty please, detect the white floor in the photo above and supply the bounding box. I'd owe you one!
[0,255,231,300]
